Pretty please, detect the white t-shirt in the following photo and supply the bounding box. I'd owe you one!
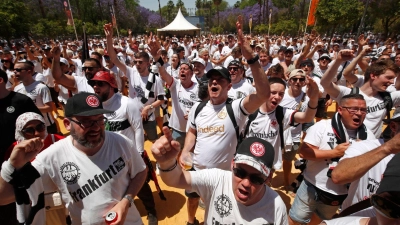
[73,76,94,94]
[212,51,223,67]
[57,84,69,104]
[221,44,237,57]
[244,107,296,170]
[42,68,54,87]
[14,81,54,126]
[303,119,375,195]
[190,169,288,225]
[33,72,45,83]
[165,65,180,79]
[168,78,199,132]
[189,98,249,170]
[223,55,235,68]
[107,65,125,92]
[340,139,393,217]
[335,86,400,138]
[322,216,366,225]
[204,61,213,72]
[33,132,146,225]
[228,79,256,100]
[102,93,144,153]
[126,67,166,121]
[279,89,309,142]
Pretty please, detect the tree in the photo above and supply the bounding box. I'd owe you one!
[0,1,31,42]
[369,0,400,39]
[213,0,222,26]
[176,0,188,16]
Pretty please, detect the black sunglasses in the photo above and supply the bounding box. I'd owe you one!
[300,63,314,68]
[134,60,144,65]
[291,77,306,82]
[371,193,400,219]
[232,167,267,185]
[14,68,27,72]
[21,123,46,135]
[228,67,239,72]
[69,117,108,129]
[82,67,98,71]
[88,80,107,87]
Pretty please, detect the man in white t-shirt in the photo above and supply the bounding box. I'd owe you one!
[0,92,147,225]
[289,94,376,225]
[152,131,288,225]
[227,60,255,100]
[177,15,271,225]
[321,49,400,138]
[329,108,400,217]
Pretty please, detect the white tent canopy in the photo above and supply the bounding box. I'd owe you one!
[157,9,200,37]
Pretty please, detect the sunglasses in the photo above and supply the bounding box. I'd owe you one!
[88,80,107,87]
[371,193,400,219]
[291,77,305,82]
[232,167,267,185]
[228,67,239,72]
[134,60,144,65]
[21,123,46,135]
[14,68,27,72]
[1,60,10,63]
[69,117,108,129]
[82,67,98,71]
[300,63,314,68]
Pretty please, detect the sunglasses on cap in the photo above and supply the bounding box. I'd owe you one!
[371,193,400,219]
[232,166,267,185]
[291,77,305,82]
[82,67,98,71]
[21,123,46,135]
[88,80,107,87]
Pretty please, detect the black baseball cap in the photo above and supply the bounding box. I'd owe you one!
[234,137,275,177]
[206,66,231,83]
[376,153,400,194]
[64,92,113,117]
[228,60,243,69]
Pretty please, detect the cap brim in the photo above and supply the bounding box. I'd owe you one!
[69,109,114,117]
[234,154,270,177]
[206,69,230,81]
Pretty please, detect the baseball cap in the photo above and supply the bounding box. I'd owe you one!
[278,46,287,53]
[228,34,235,38]
[285,47,294,53]
[89,71,118,89]
[60,57,70,67]
[206,66,231,82]
[64,92,113,117]
[256,44,263,49]
[376,153,400,194]
[318,53,331,62]
[299,58,315,68]
[289,69,306,79]
[384,107,400,123]
[368,39,376,44]
[228,60,243,68]
[138,44,144,49]
[192,58,205,67]
[233,137,275,177]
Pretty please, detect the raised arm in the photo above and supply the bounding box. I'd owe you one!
[342,46,370,84]
[320,49,355,98]
[51,46,77,90]
[237,15,270,113]
[293,76,319,123]
[104,23,128,75]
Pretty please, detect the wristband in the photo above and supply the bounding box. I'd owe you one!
[246,54,259,65]
[1,161,15,183]
[156,160,178,172]
[308,102,318,109]
[122,195,134,207]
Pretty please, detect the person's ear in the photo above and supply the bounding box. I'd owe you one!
[63,118,72,131]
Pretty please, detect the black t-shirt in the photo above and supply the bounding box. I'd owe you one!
[0,92,41,165]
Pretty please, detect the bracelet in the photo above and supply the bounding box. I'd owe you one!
[156,160,178,172]
[308,102,318,109]
[246,54,259,65]
[122,195,134,207]
[1,161,15,183]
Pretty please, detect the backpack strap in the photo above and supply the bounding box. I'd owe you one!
[276,105,285,150]
[350,87,359,94]
[193,100,208,128]
[378,91,392,119]
[225,98,239,141]
[336,61,349,81]
[242,110,259,139]
[336,198,371,218]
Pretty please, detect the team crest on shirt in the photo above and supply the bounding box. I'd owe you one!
[214,194,232,218]
[250,142,265,156]
[190,93,197,101]
[6,106,15,113]
[86,95,100,107]
[217,109,227,119]
[60,162,81,185]
[271,119,277,127]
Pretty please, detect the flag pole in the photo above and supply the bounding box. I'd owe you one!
[67,0,78,41]
[110,4,121,47]
[305,0,312,35]
[268,9,272,36]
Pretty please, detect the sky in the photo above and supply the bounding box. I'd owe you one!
[140,0,238,13]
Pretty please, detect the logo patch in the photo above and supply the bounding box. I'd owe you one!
[217,109,227,119]
[271,119,277,127]
[214,194,232,218]
[190,93,197,100]
[113,157,126,172]
[86,95,100,107]
[250,142,265,157]
[6,106,15,113]
[60,162,81,185]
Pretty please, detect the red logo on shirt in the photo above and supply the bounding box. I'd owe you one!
[250,142,265,157]
[86,95,100,107]
[271,119,277,127]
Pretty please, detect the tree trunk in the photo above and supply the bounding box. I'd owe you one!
[97,0,103,21]
[38,0,46,18]
[74,0,81,20]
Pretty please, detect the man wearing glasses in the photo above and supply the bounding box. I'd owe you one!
[152,130,288,225]
[227,60,255,100]
[289,94,375,225]
[0,92,148,225]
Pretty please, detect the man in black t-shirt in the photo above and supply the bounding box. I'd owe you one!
[0,69,40,225]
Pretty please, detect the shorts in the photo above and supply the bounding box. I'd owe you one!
[172,128,186,149]
[185,168,200,198]
[143,120,158,141]
[289,180,339,223]
[315,98,327,118]
[283,142,300,161]
[302,121,314,132]
[154,106,161,117]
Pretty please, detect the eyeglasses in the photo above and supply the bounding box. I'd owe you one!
[291,77,305,82]
[134,60,144,65]
[21,123,46,135]
[341,106,367,115]
[228,67,239,72]
[232,167,267,185]
[88,80,107,87]
[69,117,108,128]
[300,63,313,68]
[82,67,98,71]
[371,193,400,219]
[14,68,28,72]
[1,60,10,63]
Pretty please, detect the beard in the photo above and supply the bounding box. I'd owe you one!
[70,125,104,149]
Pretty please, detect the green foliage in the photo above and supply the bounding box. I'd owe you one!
[238,0,259,9]
[0,0,31,40]
[253,24,269,34]
[211,26,224,34]
[270,18,298,35]
[368,0,400,38]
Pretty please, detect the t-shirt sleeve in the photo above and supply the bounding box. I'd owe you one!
[127,98,145,153]
[123,136,146,179]
[390,91,400,107]
[188,102,201,129]
[233,98,250,131]
[283,108,296,129]
[334,86,352,102]
[340,141,367,160]
[303,120,326,147]
[39,85,53,104]
[189,169,224,201]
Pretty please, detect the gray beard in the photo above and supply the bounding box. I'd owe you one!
[70,128,104,149]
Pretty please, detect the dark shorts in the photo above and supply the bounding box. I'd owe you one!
[143,120,158,141]
[185,167,200,198]
[283,142,300,161]
[315,98,327,118]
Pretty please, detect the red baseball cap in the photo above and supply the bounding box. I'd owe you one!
[89,71,118,89]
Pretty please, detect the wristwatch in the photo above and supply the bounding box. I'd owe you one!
[122,195,134,207]
[150,104,154,109]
